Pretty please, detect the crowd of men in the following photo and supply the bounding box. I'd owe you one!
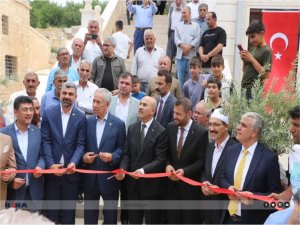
[0,0,299,225]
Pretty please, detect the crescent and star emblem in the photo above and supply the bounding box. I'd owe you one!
[269,32,289,60]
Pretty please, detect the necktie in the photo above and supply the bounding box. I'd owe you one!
[228,149,249,216]
[156,98,163,122]
[140,123,146,149]
[177,127,185,159]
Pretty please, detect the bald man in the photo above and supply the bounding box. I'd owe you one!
[116,96,168,224]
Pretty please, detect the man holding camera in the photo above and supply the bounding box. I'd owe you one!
[83,20,103,64]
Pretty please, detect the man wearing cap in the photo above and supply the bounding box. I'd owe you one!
[201,108,236,224]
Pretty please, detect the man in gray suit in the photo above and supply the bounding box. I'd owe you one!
[0,96,45,212]
[109,72,140,131]
[108,72,139,224]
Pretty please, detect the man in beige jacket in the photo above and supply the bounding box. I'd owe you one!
[0,133,16,209]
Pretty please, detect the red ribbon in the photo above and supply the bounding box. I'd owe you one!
[0,168,280,209]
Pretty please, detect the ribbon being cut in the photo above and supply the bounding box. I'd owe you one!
[0,167,280,209]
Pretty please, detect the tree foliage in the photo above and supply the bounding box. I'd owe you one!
[29,0,107,28]
[222,57,300,155]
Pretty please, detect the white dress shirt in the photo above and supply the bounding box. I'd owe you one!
[171,7,183,30]
[60,106,72,164]
[74,81,99,113]
[139,118,154,174]
[233,142,258,216]
[176,119,193,148]
[115,97,129,124]
[131,46,165,82]
[14,123,29,186]
[96,112,108,148]
[82,41,102,64]
[186,1,200,19]
[211,135,230,176]
[113,31,131,59]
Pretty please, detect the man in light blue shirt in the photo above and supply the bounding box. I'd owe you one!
[175,6,200,88]
[41,70,67,117]
[46,48,79,91]
[0,96,45,212]
[192,3,208,43]
[127,0,157,53]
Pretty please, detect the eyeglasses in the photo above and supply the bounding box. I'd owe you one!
[208,123,223,128]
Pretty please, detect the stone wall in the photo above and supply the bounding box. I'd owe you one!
[0,0,51,79]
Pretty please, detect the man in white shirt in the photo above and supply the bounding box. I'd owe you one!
[201,109,236,224]
[82,20,103,64]
[6,72,41,125]
[70,38,84,70]
[187,0,200,19]
[112,20,133,60]
[73,60,98,115]
[131,29,165,92]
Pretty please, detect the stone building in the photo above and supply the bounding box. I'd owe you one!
[0,0,50,79]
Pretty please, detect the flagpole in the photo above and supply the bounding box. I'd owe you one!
[233,0,245,94]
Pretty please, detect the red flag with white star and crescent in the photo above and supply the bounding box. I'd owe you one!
[262,11,299,93]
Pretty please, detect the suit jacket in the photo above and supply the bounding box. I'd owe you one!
[219,142,282,224]
[120,119,168,197]
[146,76,182,99]
[84,113,126,195]
[167,121,208,198]
[108,95,140,131]
[0,133,16,209]
[1,124,45,201]
[156,93,176,128]
[41,104,87,182]
[202,137,236,224]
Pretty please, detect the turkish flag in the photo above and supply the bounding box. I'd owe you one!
[262,11,299,93]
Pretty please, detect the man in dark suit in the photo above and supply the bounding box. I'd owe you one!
[201,108,235,224]
[83,88,126,224]
[219,112,282,224]
[1,96,44,211]
[166,97,208,224]
[116,96,168,224]
[41,82,87,224]
[155,69,176,128]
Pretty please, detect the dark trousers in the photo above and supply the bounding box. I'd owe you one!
[120,181,128,224]
[155,1,167,15]
[44,176,79,224]
[167,184,204,224]
[84,183,119,225]
[223,211,243,224]
[133,29,145,53]
[127,191,162,225]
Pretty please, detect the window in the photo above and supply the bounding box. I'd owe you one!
[5,55,17,79]
[2,15,8,35]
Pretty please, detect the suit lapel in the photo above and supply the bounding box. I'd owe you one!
[64,107,76,139]
[99,113,113,149]
[206,143,214,180]
[228,145,241,185]
[180,121,196,159]
[243,144,263,189]
[26,125,35,165]
[212,139,232,180]
[8,125,26,165]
